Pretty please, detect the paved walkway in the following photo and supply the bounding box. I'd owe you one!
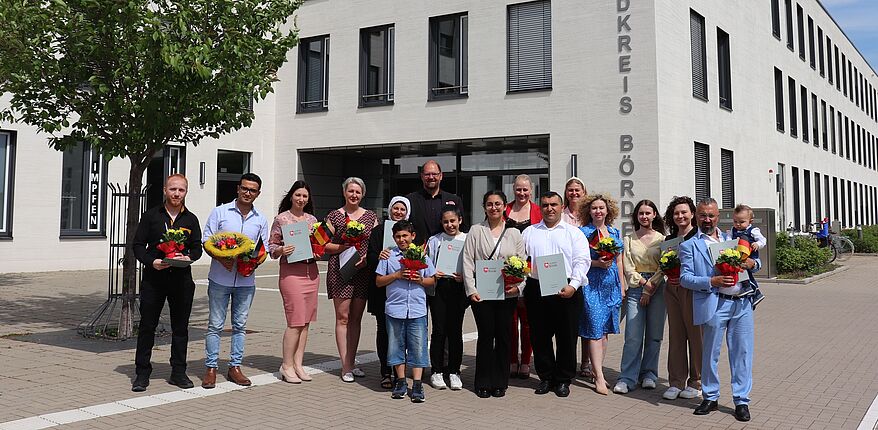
[1,258,877,429]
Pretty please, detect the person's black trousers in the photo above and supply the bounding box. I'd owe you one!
[135,272,196,377]
[471,297,517,390]
[524,278,584,384]
[428,278,468,375]
[374,307,391,377]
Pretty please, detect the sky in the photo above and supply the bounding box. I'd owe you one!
[822,0,878,73]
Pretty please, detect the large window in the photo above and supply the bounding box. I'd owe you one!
[429,13,468,100]
[507,0,552,92]
[216,150,251,206]
[694,142,710,202]
[811,93,818,148]
[827,36,833,84]
[789,77,797,137]
[803,168,812,226]
[721,149,735,209]
[359,25,394,107]
[807,16,815,69]
[717,28,732,110]
[690,10,708,100]
[771,0,781,38]
[146,145,186,210]
[821,100,828,150]
[830,106,836,153]
[775,68,785,131]
[0,131,14,238]
[297,35,330,113]
[800,85,808,142]
[785,0,794,51]
[796,4,805,61]
[791,166,800,229]
[818,27,825,76]
[60,142,107,237]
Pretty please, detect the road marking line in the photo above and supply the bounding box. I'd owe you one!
[0,331,479,430]
[857,391,878,430]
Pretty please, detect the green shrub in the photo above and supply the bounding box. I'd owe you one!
[775,232,833,273]
[841,225,878,253]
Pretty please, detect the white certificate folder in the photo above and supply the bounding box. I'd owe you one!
[475,260,505,301]
[534,253,566,296]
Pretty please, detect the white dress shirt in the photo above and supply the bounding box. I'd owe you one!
[522,220,591,289]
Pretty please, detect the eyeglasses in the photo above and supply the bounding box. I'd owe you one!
[239,186,260,195]
[421,172,441,178]
[485,202,504,208]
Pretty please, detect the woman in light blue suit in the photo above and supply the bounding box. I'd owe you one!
[679,198,759,423]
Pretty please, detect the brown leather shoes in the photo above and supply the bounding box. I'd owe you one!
[227,366,251,386]
[202,367,217,389]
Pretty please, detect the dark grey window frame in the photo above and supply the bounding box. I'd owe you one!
[720,149,735,209]
[297,35,330,114]
[789,77,798,137]
[800,85,809,142]
[0,130,15,239]
[359,24,395,108]
[429,12,469,101]
[507,0,553,93]
[791,166,801,229]
[785,0,794,51]
[796,4,805,61]
[59,141,108,238]
[775,68,785,132]
[811,93,819,147]
[771,0,781,39]
[827,36,833,84]
[807,16,815,69]
[821,99,828,150]
[817,27,824,76]
[717,27,732,110]
[690,10,708,101]
[694,142,711,202]
[830,105,836,153]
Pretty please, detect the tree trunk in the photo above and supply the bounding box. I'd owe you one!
[119,153,153,339]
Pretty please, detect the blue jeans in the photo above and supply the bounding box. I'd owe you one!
[702,296,754,405]
[386,315,429,368]
[618,282,667,387]
[205,281,256,368]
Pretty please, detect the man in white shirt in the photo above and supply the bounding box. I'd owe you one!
[679,198,759,422]
[521,191,591,397]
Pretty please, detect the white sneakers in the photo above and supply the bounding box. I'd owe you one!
[663,386,701,399]
[613,381,629,394]
[448,373,463,390]
[341,372,355,383]
[641,377,656,389]
[679,386,701,399]
[662,386,682,399]
[430,373,447,390]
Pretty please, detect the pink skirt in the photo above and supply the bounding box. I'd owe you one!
[278,261,319,327]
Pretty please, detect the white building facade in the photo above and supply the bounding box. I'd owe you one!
[2,0,877,273]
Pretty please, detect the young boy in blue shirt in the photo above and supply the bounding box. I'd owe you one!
[376,220,436,402]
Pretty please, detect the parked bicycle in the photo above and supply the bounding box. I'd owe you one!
[786,219,855,263]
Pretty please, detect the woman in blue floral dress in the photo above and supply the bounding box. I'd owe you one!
[578,193,626,395]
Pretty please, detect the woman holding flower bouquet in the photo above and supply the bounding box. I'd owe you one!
[614,200,667,394]
[660,196,702,400]
[323,177,379,382]
[462,191,526,398]
[578,193,625,395]
[268,181,319,384]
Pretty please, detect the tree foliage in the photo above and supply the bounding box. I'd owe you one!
[0,0,302,164]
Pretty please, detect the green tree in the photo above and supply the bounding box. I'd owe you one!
[0,0,302,338]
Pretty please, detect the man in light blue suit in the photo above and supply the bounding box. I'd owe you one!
[679,198,759,422]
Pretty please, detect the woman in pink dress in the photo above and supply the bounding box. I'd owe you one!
[269,180,319,384]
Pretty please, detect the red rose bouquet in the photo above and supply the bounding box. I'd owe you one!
[156,227,190,258]
[400,243,428,280]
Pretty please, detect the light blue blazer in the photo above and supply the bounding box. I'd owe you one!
[678,231,761,326]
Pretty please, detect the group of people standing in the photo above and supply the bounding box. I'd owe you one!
[130,160,760,422]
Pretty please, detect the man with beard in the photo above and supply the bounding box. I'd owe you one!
[131,174,202,392]
[406,160,464,245]
[679,198,759,422]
